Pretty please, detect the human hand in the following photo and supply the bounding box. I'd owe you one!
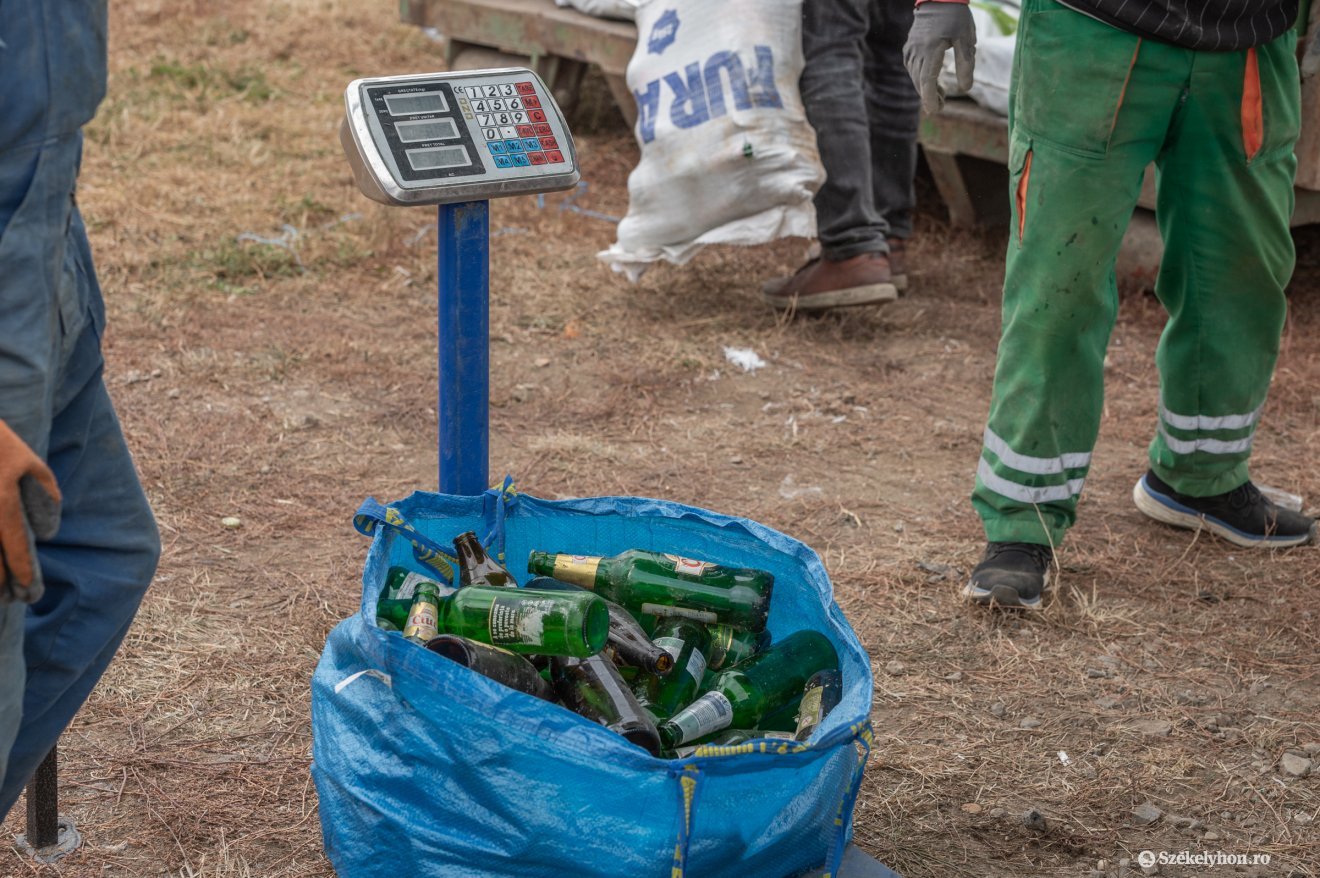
[903,1,978,115]
[1,419,62,603]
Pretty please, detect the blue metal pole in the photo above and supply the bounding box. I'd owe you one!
[436,200,490,495]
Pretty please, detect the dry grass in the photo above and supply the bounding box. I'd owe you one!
[2,1,1319,876]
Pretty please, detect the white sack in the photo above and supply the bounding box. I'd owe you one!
[599,0,824,281]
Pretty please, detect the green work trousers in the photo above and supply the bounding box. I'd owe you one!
[973,0,1302,547]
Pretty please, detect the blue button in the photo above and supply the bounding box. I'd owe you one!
[521,138,542,152]
[488,142,506,155]
[505,139,525,154]
[510,154,530,167]
[493,155,514,169]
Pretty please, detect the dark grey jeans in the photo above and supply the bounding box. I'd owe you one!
[801,0,921,260]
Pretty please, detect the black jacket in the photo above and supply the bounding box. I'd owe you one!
[1057,0,1299,51]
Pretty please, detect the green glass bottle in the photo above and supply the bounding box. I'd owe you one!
[657,630,838,749]
[707,623,771,670]
[641,618,712,718]
[755,693,804,733]
[402,581,443,645]
[379,567,453,631]
[454,531,517,588]
[425,634,554,701]
[525,576,675,676]
[422,585,608,657]
[527,549,773,632]
[793,669,842,741]
[551,654,661,755]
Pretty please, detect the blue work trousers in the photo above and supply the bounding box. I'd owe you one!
[801,0,922,258]
[0,132,160,817]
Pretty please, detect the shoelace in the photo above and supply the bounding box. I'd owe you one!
[989,542,1054,567]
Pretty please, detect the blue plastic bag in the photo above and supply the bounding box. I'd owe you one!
[312,484,874,878]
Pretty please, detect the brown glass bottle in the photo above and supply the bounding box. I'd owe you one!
[551,653,661,755]
[426,635,554,701]
[454,531,517,588]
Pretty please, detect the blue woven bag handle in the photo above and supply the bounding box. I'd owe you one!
[352,497,459,585]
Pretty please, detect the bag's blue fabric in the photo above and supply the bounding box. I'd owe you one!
[312,484,874,878]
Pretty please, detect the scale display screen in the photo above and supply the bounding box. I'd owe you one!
[396,118,460,143]
[341,68,579,206]
[383,91,448,115]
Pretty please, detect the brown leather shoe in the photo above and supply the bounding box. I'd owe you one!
[762,253,898,312]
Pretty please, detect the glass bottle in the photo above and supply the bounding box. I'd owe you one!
[410,584,608,657]
[454,531,517,588]
[793,669,842,741]
[527,548,773,631]
[640,618,711,719]
[657,630,838,749]
[525,576,674,676]
[551,654,661,755]
[425,634,554,701]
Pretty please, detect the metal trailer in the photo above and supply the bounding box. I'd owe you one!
[399,0,1320,281]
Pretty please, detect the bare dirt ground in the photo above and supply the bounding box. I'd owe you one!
[3,2,1319,876]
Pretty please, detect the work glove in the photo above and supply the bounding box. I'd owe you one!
[903,1,978,115]
[0,419,62,604]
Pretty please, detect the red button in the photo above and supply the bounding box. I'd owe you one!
[529,109,547,123]
[546,150,564,164]
[539,136,559,151]
[517,124,535,137]
[534,123,553,136]
[527,151,547,165]
[522,96,541,109]
[516,81,535,95]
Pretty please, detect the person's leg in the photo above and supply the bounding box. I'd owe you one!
[1132,31,1315,547]
[801,0,887,260]
[764,0,898,311]
[967,0,1186,606]
[864,0,920,245]
[0,206,159,815]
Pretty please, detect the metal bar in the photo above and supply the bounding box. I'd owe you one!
[25,746,59,849]
[436,200,490,496]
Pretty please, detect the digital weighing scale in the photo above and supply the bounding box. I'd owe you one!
[341,68,580,494]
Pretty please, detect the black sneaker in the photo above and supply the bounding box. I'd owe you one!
[962,542,1054,609]
[1133,470,1316,548]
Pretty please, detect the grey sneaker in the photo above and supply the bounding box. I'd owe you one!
[1133,470,1316,548]
[962,542,1054,609]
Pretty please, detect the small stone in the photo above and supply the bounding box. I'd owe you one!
[990,702,1006,718]
[1294,812,1314,825]
[221,516,242,529]
[990,808,1006,818]
[1130,719,1173,737]
[945,671,963,682]
[1132,801,1162,826]
[1095,694,1124,710]
[534,357,552,368]
[884,660,906,676]
[1020,717,1043,730]
[1022,809,1049,832]
[893,521,905,533]
[729,456,743,465]
[1086,668,1108,678]
[1279,752,1313,778]
[960,803,982,814]
[1301,742,1320,757]
[1220,727,1244,742]
[1202,830,1220,841]
[1168,815,1202,832]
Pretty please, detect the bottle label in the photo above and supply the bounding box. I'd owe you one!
[672,691,734,744]
[488,596,558,646]
[552,554,601,587]
[641,603,718,625]
[760,731,795,741]
[654,636,685,665]
[664,554,713,577]
[684,648,707,684]
[795,685,824,736]
[402,601,439,641]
